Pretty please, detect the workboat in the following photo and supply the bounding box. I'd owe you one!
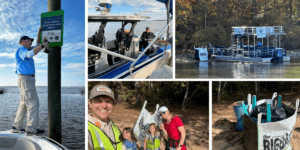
[0,130,67,150]
[197,26,290,63]
[88,0,173,79]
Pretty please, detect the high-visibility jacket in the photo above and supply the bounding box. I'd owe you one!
[146,134,160,150]
[88,121,122,150]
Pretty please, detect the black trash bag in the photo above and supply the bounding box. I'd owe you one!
[250,102,286,122]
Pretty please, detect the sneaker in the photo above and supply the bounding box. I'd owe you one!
[11,126,19,133]
[25,129,45,136]
[19,129,26,133]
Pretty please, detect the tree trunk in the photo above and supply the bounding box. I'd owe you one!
[255,81,259,98]
[290,0,292,19]
[135,81,141,106]
[182,82,189,110]
[292,81,294,93]
[253,0,256,26]
[218,81,221,103]
[205,0,207,30]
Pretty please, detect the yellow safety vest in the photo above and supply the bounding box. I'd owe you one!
[88,121,122,150]
[146,134,160,150]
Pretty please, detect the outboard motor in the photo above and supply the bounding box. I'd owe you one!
[271,49,283,63]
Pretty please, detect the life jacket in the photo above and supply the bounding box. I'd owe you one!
[88,121,122,150]
[124,139,137,150]
[146,134,160,150]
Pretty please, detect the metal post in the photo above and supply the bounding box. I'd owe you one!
[236,38,238,57]
[248,35,249,57]
[253,35,255,58]
[267,35,269,55]
[47,0,61,143]
[276,35,277,48]
[242,37,244,57]
[166,0,170,39]
[279,35,281,48]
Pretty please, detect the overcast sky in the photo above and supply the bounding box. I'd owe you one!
[88,0,168,20]
[0,0,85,86]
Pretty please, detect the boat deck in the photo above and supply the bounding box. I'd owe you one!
[0,130,65,150]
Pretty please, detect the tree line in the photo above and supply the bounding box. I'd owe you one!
[176,0,300,52]
[88,81,209,110]
[213,81,299,103]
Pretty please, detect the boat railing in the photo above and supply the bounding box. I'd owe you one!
[42,136,68,150]
[88,44,136,62]
[232,26,285,36]
[129,19,173,75]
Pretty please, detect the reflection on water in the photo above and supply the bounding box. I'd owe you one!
[0,86,85,150]
[176,51,300,78]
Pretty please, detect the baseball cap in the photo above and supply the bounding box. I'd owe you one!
[146,26,150,30]
[89,85,115,102]
[158,106,168,112]
[19,36,34,43]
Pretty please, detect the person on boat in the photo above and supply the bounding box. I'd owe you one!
[88,85,122,150]
[143,123,163,150]
[159,106,186,150]
[141,27,156,51]
[12,27,49,136]
[119,127,142,150]
[257,41,262,46]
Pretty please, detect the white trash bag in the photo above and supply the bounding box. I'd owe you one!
[133,101,161,147]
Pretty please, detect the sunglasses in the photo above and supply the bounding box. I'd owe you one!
[159,112,166,116]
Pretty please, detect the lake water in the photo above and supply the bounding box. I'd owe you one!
[176,50,300,78]
[0,86,85,150]
[88,20,173,40]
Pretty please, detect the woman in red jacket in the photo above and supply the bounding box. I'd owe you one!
[159,106,186,150]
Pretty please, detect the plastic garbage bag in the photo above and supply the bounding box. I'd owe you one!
[250,102,286,122]
[133,101,161,148]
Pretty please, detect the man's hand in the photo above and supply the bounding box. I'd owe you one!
[42,37,50,49]
[43,42,49,49]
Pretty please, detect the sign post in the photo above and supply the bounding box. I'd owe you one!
[44,0,63,143]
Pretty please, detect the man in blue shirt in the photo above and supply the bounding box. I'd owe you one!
[12,27,49,136]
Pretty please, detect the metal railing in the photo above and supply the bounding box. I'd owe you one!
[232,26,285,36]
[129,19,173,75]
[88,44,136,61]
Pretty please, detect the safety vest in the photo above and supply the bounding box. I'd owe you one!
[88,121,122,150]
[146,134,160,150]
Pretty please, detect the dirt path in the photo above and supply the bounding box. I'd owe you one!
[110,103,209,150]
[212,92,300,150]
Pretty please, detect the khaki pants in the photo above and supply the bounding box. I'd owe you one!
[13,75,39,132]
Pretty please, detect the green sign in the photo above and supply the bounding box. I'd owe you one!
[41,10,64,47]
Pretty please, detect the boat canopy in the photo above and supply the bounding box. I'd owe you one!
[88,15,150,22]
[155,0,173,15]
[232,26,285,36]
